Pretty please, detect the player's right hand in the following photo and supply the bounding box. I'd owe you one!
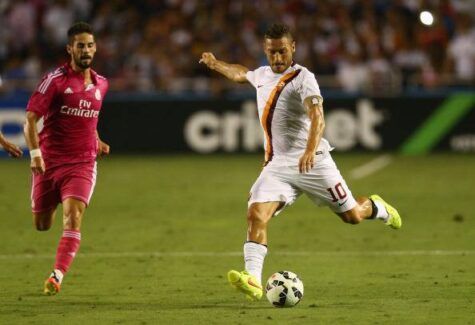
[31,157,46,175]
[1,140,23,158]
[199,52,217,69]
[298,150,315,174]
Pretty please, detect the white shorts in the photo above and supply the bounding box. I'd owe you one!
[248,151,357,215]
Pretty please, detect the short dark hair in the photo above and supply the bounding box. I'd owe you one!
[67,22,94,43]
[264,23,293,40]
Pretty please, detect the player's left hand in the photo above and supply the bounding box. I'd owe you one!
[97,140,110,157]
[298,150,315,174]
[199,52,217,69]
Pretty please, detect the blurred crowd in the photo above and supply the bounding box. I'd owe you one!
[1,0,475,96]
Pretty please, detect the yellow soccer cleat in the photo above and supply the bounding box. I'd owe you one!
[370,194,402,229]
[227,270,263,301]
[43,270,62,296]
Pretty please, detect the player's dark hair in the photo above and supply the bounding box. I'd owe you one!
[264,23,293,40]
[67,22,94,44]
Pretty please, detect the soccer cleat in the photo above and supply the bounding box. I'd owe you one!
[370,194,402,229]
[227,270,263,301]
[44,269,63,295]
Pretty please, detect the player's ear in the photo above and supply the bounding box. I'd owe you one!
[291,41,296,53]
[263,38,271,53]
[66,44,72,55]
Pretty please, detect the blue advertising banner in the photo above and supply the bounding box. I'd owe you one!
[1,93,474,157]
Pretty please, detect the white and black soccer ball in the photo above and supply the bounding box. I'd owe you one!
[265,271,304,307]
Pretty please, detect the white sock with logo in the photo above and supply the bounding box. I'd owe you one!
[244,241,267,285]
[373,200,389,222]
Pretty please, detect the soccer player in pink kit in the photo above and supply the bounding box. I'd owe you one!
[24,22,109,295]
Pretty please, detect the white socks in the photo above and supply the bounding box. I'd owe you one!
[51,269,64,284]
[373,200,389,222]
[244,241,267,285]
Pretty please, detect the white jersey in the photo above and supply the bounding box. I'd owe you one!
[246,63,331,165]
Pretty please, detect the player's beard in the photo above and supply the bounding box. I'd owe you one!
[271,62,288,73]
[74,55,93,70]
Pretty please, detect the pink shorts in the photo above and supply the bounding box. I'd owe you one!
[31,161,97,213]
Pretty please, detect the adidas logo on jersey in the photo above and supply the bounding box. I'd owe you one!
[64,87,73,94]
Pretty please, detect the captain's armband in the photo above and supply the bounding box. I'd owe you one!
[310,96,323,106]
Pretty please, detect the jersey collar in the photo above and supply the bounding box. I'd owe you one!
[271,62,297,76]
[64,62,98,84]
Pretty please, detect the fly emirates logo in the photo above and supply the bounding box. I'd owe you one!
[60,100,99,118]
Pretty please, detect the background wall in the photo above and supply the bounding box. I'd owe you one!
[1,1,474,157]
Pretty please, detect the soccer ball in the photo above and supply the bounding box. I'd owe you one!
[265,271,304,307]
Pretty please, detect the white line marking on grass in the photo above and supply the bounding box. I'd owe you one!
[350,154,393,180]
[0,250,473,260]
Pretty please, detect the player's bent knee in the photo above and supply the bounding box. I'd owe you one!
[247,210,265,225]
[33,211,54,231]
[247,206,270,225]
[63,213,82,230]
[35,222,51,231]
[63,206,85,230]
[63,199,85,215]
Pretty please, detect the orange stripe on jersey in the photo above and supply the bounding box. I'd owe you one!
[261,69,301,165]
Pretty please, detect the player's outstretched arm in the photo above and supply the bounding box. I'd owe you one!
[199,52,249,83]
[0,132,22,158]
[24,111,45,174]
[299,96,325,174]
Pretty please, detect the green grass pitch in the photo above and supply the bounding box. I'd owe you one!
[0,154,474,324]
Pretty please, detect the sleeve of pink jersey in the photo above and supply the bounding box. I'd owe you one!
[26,75,57,117]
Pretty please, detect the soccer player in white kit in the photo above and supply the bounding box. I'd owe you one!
[200,23,402,301]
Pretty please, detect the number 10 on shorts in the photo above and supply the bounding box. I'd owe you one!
[327,183,347,202]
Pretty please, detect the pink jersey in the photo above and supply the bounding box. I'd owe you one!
[27,63,109,166]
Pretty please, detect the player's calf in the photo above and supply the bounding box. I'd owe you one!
[338,212,363,224]
[247,204,272,226]
[62,198,86,230]
[247,210,269,240]
[247,202,282,244]
[337,209,365,224]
